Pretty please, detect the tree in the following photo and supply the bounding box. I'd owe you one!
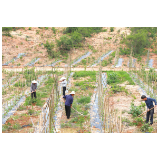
[71,31,83,47]
[2,27,13,36]
[44,40,55,58]
[56,35,73,54]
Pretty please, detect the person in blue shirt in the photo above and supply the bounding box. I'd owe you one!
[63,91,75,120]
[141,95,157,125]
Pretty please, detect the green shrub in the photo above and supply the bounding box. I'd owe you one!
[44,40,55,58]
[107,72,119,84]
[14,81,25,87]
[77,96,91,104]
[52,27,56,34]
[29,27,31,30]
[28,109,34,115]
[2,27,12,36]
[71,31,83,47]
[13,123,21,129]
[36,30,40,34]
[56,35,73,54]
[140,123,153,132]
[110,27,114,32]
[129,102,143,117]
[82,59,87,65]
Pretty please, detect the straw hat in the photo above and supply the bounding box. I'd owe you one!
[70,91,75,95]
[60,77,66,81]
[32,80,37,83]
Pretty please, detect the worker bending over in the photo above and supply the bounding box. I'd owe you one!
[141,95,157,125]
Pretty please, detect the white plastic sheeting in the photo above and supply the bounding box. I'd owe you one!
[115,58,123,68]
[89,73,107,133]
[2,53,26,66]
[91,50,113,67]
[71,52,92,67]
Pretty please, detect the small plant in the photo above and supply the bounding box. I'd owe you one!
[17,63,21,66]
[28,109,34,115]
[36,30,40,34]
[52,27,56,34]
[129,102,143,117]
[13,123,21,129]
[140,123,153,133]
[29,27,31,30]
[16,46,18,48]
[45,27,48,30]
[77,96,91,104]
[110,27,114,32]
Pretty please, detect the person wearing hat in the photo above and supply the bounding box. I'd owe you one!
[59,77,67,96]
[63,91,75,119]
[141,95,157,125]
[31,80,37,99]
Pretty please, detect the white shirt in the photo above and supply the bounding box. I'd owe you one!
[61,79,67,87]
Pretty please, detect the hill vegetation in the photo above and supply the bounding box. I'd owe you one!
[120,27,157,60]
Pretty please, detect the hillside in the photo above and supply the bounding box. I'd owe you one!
[2,27,157,69]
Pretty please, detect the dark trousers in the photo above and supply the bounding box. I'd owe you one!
[65,105,71,119]
[63,87,66,96]
[146,106,154,125]
[31,92,36,99]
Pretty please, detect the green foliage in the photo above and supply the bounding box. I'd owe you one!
[129,102,144,117]
[57,27,103,56]
[120,27,157,57]
[36,30,40,34]
[56,35,73,54]
[110,85,129,95]
[77,96,91,104]
[45,27,48,30]
[102,60,109,67]
[13,123,21,129]
[110,27,114,32]
[73,71,96,81]
[71,31,83,47]
[2,27,12,36]
[107,72,120,84]
[52,27,56,34]
[28,27,31,30]
[28,109,34,115]
[14,81,25,87]
[82,59,87,65]
[44,40,55,58]
[140,123,153,132]
[106,71,135,85]
[63,27,78,34]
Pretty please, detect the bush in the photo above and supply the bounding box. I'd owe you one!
[77,96,91,104]
[82,59,87,65]
[110,27,114,32]
[44,40,55,58]
[129,102,144,117]
[2,27,13,36]
[120,27,157,57]
[71,31,83,47]
[107,72,119,84]
[29,27,31,30]
[56,35,73,54]
[140,123,153,132]
[110,85,129,95]
[52,27,56,34]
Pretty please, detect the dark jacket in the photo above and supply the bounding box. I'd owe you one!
[145,97,157,109]
[63,94,73,106]
[31,83,37,92]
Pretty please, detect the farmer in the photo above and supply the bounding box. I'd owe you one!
[141,95,157,125]
[59,77,67,96]
[63,91,75,120]
[31,80,37,99]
